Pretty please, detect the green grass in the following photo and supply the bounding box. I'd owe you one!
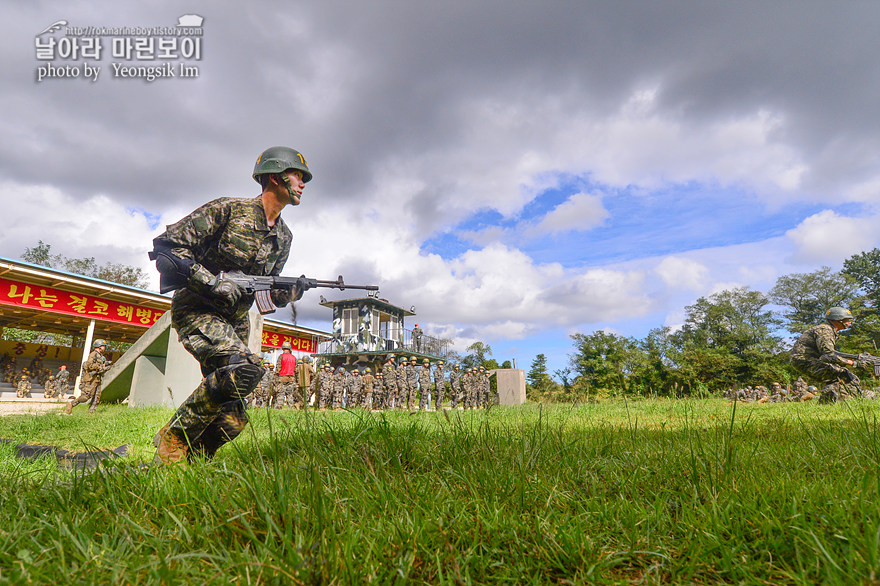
[2,399,880,583]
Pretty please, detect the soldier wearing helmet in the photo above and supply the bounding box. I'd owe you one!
[418,358,432,410]
[790,307,858,403]
[412,323,423,352]
[275,341,298,409]
[296,354,315,409]
[16,374,32,398]
[66,338,113,414]
[149,147,312,463]
[433,360,446,409]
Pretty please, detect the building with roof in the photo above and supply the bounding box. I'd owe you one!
[314,295,450,371]
[0,256,331,404]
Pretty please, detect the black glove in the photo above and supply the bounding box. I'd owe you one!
[846,370,861,386]
[209,275,243,308]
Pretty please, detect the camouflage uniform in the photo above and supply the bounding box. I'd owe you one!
[274,354,297,409]
[43,376,56,399]
[330,368,344,409]
[310,366,331,409]
[68,349,112,412]
[449,366,461,408]
[56,367,71,397]
[153,195,294,459]
[258,365,275,407]
[395,361,408,410]
[433,364,446,409]
[406,359,419,410]
[790,323,858,402]
[363,370,375,409]
[16,376,32,398]
[418,362,433,410]
[349,371,364,408]
[295,359,314,409]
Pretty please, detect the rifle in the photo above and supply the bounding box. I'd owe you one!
[833,351,880,377]
[214,271,379,314]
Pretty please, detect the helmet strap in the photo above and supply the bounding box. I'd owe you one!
[280,174,298,205]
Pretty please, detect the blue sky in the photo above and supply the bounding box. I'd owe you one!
[3,2,880,380]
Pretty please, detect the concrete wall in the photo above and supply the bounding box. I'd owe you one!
[493,368,526,405]
[99,309,264,409]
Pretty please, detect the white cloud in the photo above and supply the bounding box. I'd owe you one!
[786,210,880,264]
[654,256,709,290]
[532,191,608,235]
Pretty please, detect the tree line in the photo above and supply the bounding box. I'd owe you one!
[527,249,880,401]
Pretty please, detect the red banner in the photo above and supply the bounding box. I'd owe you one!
[261,329,317,353]
[0,276,165,328]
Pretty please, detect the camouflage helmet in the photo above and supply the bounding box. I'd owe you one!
[20,374,27,379]
[826,307,854,323]
[409,356,417,362]
[92,339,107,348]
[253,146,312,183]
[365,367,372,373]
[302,355,311,363]
[282,341,292,350]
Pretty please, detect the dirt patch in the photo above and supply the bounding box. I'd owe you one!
[0,402,66,416]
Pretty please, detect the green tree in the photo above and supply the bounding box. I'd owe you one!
[462,341,493,370]
[769,267,859,334]
[20,242,149,289]
[843,249,880,306]
[568,330,643,397]
[526,354,558,400]
[672,287,784,391]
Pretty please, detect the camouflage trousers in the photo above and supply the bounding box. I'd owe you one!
[163,310,259,459]
[792,358,859,404]
[69,380,101,411]
[449,383,461,408]
[274,376,302,408]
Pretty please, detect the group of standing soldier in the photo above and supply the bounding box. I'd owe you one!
[254,354,496,411]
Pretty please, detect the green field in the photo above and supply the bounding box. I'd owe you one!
[1,400,880,584]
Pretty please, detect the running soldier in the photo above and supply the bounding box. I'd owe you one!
[150,146,310,463]
[65,339,112,413]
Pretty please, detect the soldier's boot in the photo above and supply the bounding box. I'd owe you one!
[801,392,816,402]
[155,425,189,465]
[65,400,73,415]
[819,382,839,404]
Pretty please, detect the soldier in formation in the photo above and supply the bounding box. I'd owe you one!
[418,358,433,410]
[296,355,314,408]
[274,342,298,408]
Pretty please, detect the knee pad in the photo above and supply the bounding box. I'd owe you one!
[205,356,265,402]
